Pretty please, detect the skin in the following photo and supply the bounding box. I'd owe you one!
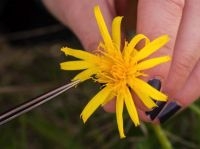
[42,0,200,122]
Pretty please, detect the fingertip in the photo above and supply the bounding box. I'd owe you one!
[103,99,116,113]
[138,109,159,124]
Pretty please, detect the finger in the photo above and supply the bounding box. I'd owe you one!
[165,0,200,97]
[103,98,116,112]
[150,60,200,123]
[148,59,200,123]
[43,0,115,51]
[137,0,184,79]
[135,0,184,114]
[174,60,200,107]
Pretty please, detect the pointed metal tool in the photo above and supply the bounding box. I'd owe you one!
[0,80,80,125]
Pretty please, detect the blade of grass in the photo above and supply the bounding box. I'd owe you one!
[189,104,200,116]
[151,124,173,149]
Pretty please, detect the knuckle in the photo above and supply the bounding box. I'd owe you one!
[173,57,191,77]
[166,0,185,9]
[175,66,200,107]
[173,52,198,75]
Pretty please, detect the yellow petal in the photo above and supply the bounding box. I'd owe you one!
[131,87,157,109]
[94,6,112,47]
[136,56,171,70]
[101,91,115,106]
[124,87,140,126]
[126,34,150,55]
[80,86,112,123]
[72,67,98,81]
[116,92,125,138]
[60,61,94,70]
[135,35,170,61]
[112,16,123,50]
[128,34,150,49]
[61,47,98,62]
[131,78,167,101]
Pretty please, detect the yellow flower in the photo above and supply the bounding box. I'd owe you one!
[60,6,170,138]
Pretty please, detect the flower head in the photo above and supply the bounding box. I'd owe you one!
[60,6,170,138]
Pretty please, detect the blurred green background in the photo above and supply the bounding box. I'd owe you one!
[0,0,200,149]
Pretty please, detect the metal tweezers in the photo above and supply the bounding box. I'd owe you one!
[0,80,80,126]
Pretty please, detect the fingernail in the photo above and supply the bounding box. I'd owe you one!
[158,101,181,123]
[147,79,161,90]
[145,102,166,120]
[146,79,167,120]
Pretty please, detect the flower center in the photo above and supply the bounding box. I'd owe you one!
[110,64,127,80]
[96,50,138,86]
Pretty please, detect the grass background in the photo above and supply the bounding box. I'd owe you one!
[0,0,200,148]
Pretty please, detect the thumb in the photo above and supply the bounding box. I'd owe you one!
[43,0,116,51]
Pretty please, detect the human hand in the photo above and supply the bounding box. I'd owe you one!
[43,0,200,123]
[137,0,200,123]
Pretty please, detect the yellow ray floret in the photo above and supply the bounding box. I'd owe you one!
[80,86,112,123]
[112,16,123,50]
[61,47,98,63]
[116,91,125,138]
[60,61,94,70]
[60,5,171,138]
[94,6,112,48]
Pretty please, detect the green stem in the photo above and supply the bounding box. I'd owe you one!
[151,124,173,149]
[189,104,200,116]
